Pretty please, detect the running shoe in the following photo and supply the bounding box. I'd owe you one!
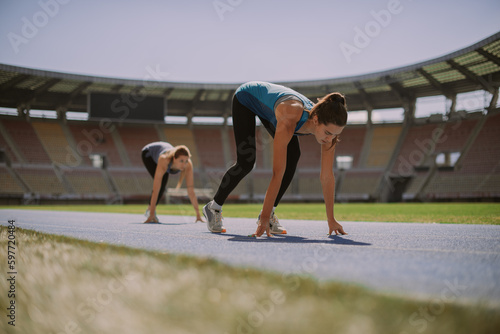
[203,201,226,233]
[256,212,287,234]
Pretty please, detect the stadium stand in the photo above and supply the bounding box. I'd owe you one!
[297,171,323,197]
[297,135,321,169]
[334,126,366,168]
[31,121,72,165]
[161,127,200,168]
[226,127,271,170]
[117,125,161,167]
[434,118,479,153]
[459,112,500,174]
[250,169,272,200]
[366,125,403,168]
[1,119,51,164]
[402,171,428,201]
[423,111,500,199]
[337,170,383,201]
[0,32,499,204]
[68,122,124,167]
[0,165,25,195]
[193,128,226,169]
[392,123,443,176]
[15,165,67,195]
[0,121,21,164]
[61,167,112,196]
[109,168,151,198]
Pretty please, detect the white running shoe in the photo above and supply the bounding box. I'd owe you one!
[256,212,287,234]
[203,201,226,233]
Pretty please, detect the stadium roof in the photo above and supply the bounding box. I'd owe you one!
[0,31,499,119]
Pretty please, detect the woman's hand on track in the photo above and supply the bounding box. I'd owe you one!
[252,217,272,237]
[144,215,159,224]
[328,219,347,236]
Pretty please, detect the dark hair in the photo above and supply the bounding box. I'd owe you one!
[309,92,348,148]
[174,145,191,159]
[310,92,347,126]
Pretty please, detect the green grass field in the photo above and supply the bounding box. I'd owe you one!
[4,202,500,224]
[1,227,499,334]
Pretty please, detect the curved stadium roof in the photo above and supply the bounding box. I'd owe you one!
[0,31,499,119]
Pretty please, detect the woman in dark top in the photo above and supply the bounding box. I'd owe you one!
[142,142,203,223]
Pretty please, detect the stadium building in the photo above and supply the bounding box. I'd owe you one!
[0,32,499,205]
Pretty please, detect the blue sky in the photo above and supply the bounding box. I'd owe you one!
[1,0,499,84]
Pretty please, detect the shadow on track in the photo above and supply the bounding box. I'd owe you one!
[130,222,191,226]
[225,234,371,246]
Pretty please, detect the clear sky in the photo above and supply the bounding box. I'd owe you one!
[0,0,499,84]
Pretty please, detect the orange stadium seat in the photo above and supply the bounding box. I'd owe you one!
[334,126,366,169]
[0,165,25,195]
[117,125,161,167]
[0,121,21,164]
[423,113,500,199]
[392,123,442,176]
[366,125,402,168]
[68,122,125,167]
[62,167,113,195]
[193,128,226,169]
[31,121,72,165]
[14,165,66,195]
[2,119,52,164]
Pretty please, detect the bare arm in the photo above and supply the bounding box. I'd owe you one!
[184,160,203,222]
[254,101,303,237]
[146,157,167,222]
[320,142,347,235]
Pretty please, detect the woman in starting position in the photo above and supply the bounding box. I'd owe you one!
[203,81,348,237]
[142,142,203,223]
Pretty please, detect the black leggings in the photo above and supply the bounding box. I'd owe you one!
[142,150,169,206]
[213,95,301,206]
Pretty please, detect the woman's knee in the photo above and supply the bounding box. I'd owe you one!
[237,158,255,174]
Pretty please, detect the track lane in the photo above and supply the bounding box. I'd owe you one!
[1,209,499,305]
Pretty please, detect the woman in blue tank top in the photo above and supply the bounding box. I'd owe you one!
[203,81,348,237]
[141,142,203,223]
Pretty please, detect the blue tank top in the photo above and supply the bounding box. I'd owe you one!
[142,142,180,174]
[235,81,313,134]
